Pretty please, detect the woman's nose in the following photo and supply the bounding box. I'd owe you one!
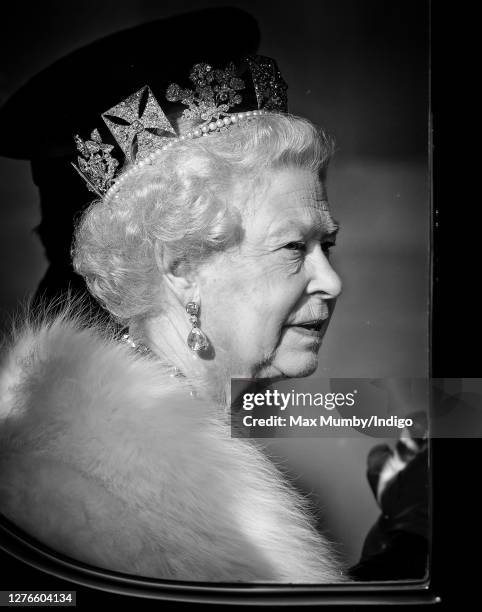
[307,249,342,299]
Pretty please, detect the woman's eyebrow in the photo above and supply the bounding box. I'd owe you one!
[310,213,340,237]
[323,217,340,237]
[268,217,341,239]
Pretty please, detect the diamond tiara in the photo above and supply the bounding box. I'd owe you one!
[72,55,288,200]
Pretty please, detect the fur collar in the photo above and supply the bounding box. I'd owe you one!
[0,314,344,582]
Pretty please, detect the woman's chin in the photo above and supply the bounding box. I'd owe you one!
[271,351,320,379]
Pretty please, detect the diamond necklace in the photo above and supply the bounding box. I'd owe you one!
[121,333,186,380]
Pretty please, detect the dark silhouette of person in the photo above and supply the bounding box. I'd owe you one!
[0,8,260,318]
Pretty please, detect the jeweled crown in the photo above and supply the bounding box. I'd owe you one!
[72,55,288,199]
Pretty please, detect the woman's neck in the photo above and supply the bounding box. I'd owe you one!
[129,312,230,407]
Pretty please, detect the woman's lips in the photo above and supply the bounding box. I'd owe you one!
[285,320,327,335]
[284,303,331,336]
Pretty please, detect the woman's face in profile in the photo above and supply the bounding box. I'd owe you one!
[196,167,342,379]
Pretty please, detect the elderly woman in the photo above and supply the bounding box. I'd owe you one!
[0,56,343,582]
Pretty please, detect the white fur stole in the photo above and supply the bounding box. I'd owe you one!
[0,314,344,583]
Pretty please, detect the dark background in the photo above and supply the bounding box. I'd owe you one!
[0,0,429,572]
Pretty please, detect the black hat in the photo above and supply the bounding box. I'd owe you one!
[0,8,260,310]
[0,7,260,160]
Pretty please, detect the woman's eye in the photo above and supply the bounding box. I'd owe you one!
[282,241,336,256]
[284,241,306,251]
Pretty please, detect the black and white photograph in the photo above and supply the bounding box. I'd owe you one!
[0,0,440,607]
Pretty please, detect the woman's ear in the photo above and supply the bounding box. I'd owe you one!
[164,267,198,305]
[157,246,198,305]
